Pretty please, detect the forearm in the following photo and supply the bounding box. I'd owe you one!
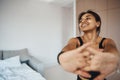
[57,43,77,64]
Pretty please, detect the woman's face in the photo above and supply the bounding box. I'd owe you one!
[79,13,100,32]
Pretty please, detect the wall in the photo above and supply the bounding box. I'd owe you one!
[62,7,74,46]
[76,0,120,50]
[76,0,120,80]
[0,0,74,67]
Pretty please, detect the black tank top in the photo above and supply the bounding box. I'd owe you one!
[76,37,106,80]
[77,37,106,48]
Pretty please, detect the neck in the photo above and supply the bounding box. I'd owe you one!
[82,31,98,43]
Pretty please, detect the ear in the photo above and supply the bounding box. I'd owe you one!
[96,21,100,27]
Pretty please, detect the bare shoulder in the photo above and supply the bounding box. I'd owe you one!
[62,37,80,51]
[103,38,118,53]
[68,37,79,44]
[103,38,116,45]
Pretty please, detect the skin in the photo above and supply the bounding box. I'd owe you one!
[59,13,119,80]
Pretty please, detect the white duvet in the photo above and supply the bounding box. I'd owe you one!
[0,63,46,80]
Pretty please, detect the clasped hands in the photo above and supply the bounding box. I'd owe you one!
[59,42,119,80]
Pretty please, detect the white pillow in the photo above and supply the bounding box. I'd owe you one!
[0,56,21,68]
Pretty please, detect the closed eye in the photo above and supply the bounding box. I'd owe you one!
[86,17,91,20]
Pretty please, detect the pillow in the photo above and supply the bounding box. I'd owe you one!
[0,50,2,60]
[2,48,30,62]
[0,56,21,68]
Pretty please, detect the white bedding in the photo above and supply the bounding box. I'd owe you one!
[0,63,46,80]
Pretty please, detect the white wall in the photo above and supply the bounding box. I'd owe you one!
[0,0,74,67]
[61,7,74,46]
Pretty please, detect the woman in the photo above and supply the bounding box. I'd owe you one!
[57,10,119,80]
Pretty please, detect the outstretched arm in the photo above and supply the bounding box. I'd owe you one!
[57,38,92,78]
[83,38,120,80]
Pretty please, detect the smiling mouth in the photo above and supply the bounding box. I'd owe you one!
[81,23,88,28]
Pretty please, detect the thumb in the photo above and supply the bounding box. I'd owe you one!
[86,47,101,55]
[94,74,106,80]
[98,49,104,52]
[74,70,91,78]
[82,66,91,71]
[76,42,92,52]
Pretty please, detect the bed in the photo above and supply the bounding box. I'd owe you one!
[0,48,46,80]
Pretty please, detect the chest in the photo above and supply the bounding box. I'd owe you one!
[77,37,105,49]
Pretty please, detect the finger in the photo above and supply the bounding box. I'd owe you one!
[93,74,106,80]
[86,47,101,55]
[76,42,92,52]
[77,60,87,68]
[74,70,91,78]
[82,51,91,57]
[82,66,91,71]
[87,60,91,64]
[98,49,104,52]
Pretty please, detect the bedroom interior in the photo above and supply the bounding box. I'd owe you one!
[0,0,120,80]
[0,48,46,80]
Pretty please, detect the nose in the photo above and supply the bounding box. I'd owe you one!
[81,19,87,23]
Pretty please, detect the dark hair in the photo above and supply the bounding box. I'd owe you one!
[78,10,101,35]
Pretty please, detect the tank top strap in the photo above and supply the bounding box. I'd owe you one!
[99,38,106,49]
[77,37,83,46]
[77,37,106,49]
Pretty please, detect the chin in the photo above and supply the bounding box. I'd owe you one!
[81,29,89,32]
